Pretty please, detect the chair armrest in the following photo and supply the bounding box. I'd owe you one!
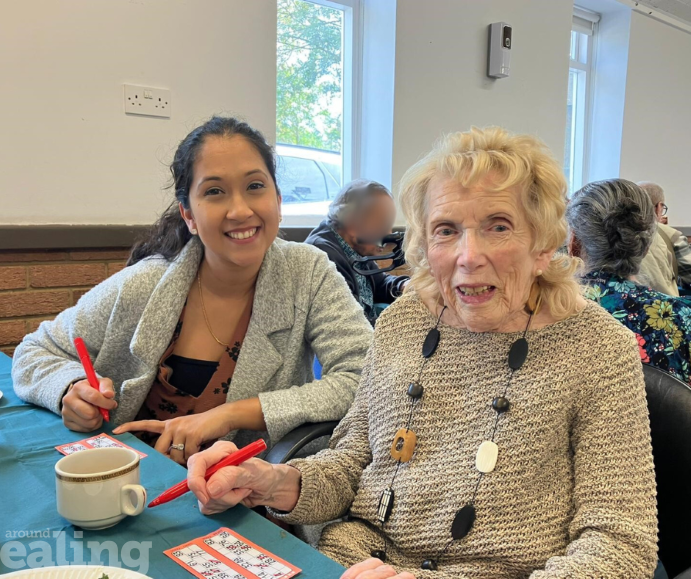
[265,421,339,464]
[675,569,691,579]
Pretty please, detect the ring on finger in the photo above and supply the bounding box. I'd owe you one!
[169,443,185,452]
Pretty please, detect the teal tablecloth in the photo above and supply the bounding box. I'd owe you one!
[0,353,345,578]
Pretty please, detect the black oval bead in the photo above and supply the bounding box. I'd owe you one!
[371,550,386,562]
[421,559,438,571]
[422,328,440,358]
[492,396,510,414]
[407,381,424,399]
[508,337,529,370]
[451,504,476,540]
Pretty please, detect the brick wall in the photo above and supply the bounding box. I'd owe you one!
[0,248,130,356]
[0,245,408,358]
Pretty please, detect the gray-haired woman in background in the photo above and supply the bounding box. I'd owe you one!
[567,178,691,384]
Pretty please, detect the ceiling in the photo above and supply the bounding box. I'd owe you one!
[634,0,691,25]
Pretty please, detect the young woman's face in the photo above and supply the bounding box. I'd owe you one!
[181,135,281,270]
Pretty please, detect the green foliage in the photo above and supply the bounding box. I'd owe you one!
[277,0,343,152]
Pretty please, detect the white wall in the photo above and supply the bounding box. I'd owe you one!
[390,0,574,206]
[0,0,277,226]
[620,11,691,226]
[4,1,691,228]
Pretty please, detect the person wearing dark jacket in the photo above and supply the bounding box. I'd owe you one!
[305,179,409,325]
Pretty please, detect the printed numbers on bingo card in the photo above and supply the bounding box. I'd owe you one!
[166,528,300,579]
[61,443,89,455]
[56,434,147,458]
[86,434,122,448]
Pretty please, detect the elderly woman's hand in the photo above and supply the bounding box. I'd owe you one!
[341,559,416,579]
[187,441,302,515]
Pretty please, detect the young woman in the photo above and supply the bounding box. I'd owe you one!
[12,117,372,465]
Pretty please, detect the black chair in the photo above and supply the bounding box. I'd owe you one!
[265,421,339,464]
[643,364,691,578]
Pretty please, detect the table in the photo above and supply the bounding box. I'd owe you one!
[0,353,345,578]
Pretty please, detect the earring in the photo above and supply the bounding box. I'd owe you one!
[191,228,198,235]
[535,269,543,277]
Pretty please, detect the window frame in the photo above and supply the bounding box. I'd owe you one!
[566,7,599,195]
[316,0,363,185]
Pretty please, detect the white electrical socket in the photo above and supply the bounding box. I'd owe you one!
[123,84,171,118]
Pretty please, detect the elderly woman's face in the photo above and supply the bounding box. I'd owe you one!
[426,176,553,333]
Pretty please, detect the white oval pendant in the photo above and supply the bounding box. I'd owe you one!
[475,440,499,473]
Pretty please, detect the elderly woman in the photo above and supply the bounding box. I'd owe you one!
[186,128,657,578]
[567,178,691,384]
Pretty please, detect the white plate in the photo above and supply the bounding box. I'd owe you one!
[4,566,152,579]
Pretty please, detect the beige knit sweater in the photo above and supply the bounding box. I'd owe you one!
[275,293,658,578]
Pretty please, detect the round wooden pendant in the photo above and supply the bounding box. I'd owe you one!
[390,428,417,463]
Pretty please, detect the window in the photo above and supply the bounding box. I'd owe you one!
[276,0,361,223]
[564,8,599,195]
[275,144,341,207]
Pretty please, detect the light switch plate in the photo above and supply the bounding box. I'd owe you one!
[123,84,171,118]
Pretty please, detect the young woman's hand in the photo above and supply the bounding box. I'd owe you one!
[187,441,301,515]
[113,404,233,464]
[61,377,118,432]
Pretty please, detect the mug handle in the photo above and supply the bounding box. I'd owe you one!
[120,484,147,516]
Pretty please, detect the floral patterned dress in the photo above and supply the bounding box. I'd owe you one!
[582,270,691,384]
[134,299,253,448]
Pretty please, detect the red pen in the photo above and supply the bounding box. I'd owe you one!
[148,439,267,508]
[73,337,109,422]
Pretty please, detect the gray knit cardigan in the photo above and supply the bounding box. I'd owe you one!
[12,237,373,447]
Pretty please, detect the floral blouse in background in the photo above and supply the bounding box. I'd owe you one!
[582,270,691,385]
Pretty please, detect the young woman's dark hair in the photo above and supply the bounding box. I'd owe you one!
[128,116,278,265]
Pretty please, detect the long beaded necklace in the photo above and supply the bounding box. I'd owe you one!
[371,290,541,570]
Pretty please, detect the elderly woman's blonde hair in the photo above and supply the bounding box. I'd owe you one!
[399,126,581,320]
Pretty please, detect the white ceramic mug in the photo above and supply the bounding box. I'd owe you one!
[55,447,147,530]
